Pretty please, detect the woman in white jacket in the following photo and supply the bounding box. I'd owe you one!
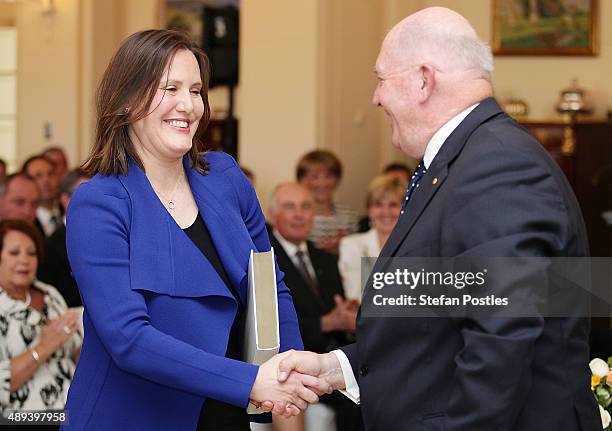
[338,175,406,300]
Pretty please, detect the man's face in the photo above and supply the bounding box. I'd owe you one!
[0,176,40,223]
[59,177,89,212]
[25,158,58,202]
[372,43,424,159]
[270,185,315,245]
[45,150,68,178]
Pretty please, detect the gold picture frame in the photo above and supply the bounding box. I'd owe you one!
[492,0,597,56]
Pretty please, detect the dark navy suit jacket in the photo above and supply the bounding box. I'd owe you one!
[341,99,600,431]
[62,152,302,430]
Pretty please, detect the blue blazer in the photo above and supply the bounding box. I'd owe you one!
[62,152,303,430]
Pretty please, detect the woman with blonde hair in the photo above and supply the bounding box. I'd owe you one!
[338,175,406,300]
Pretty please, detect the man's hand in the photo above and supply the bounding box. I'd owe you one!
[278,351,346,392]
[345,298,360,312]
[249,351,333,418]
[321,295,358,333]
[271,350,347,416]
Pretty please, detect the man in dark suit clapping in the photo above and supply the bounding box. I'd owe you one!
[268,182,362,431]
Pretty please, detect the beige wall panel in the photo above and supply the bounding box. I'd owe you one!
[79,0,123,161]
[16,0,80,166]
[318,0,382,212]
[239,0,319,210]
[120,0,163,39]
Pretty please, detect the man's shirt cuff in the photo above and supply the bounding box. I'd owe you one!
[331,350,360,404]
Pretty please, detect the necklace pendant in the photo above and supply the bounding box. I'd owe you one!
[168,201,175,210]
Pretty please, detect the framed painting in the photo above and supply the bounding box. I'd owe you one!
[492,0,597,55]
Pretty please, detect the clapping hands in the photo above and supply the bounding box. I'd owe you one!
[321,294,359,333]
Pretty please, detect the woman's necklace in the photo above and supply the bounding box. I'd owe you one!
[151,170,184,210]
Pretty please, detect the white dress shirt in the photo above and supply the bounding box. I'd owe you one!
[272,230,316,280]
[36,205,62,237]
[332,102,480,404]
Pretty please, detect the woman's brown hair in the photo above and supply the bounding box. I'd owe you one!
[0,219,44,263]
[82,29,211,176]
[296,150,342,181]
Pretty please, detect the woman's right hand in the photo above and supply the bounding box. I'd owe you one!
[8,310,80,392]
[36,310,80,356]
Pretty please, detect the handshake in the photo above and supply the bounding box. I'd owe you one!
[248,350,346,418]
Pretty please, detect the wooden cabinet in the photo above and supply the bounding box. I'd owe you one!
[521,120,612,346]
[520,120,612,257]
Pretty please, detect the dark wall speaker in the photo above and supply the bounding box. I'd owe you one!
[202,6,239,88]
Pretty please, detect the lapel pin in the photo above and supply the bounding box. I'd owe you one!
[432,178,438,185]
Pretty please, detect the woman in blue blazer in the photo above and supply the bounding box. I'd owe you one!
[61,30,325,430]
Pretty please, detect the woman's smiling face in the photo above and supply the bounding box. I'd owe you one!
[0,230,38,292]
[129,49,205,163]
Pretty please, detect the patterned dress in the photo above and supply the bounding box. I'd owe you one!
[308,203,360,247]
[0,280,82,413]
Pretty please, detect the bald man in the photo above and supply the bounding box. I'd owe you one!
[268,183,362,431]
[275,7,600,430]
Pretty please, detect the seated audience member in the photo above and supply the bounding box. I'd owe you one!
[38,169,90,307]
[268,183,362,431]
[43,147,69,180]
[0,158,6,181]
[357,162,412,232]
[0,173,41,227]
[22,156,61,237]
[0,219,82,412]
[296,151,358,255]
[339,175,406,300]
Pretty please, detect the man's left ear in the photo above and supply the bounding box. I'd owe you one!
[418,64,435,102]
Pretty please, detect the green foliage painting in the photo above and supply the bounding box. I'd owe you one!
[493,0,597,55]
